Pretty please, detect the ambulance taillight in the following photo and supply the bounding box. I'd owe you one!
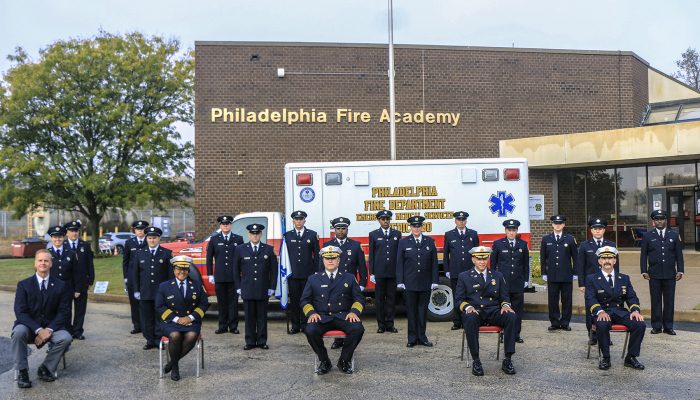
[296,173,313,186]
[504,168,520,181]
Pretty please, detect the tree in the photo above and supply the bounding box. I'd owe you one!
[673,47,700,90]
[0,31,194,250]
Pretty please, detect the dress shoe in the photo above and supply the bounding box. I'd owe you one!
[561,326,572,331]
[215,328,228,334]
[516,337,524,344]
[164,362,172,374]
[624,356,645,370]
[471,359,484,376]
[16,368,31,388]
[37,364,55,382]
[406,342,416,348]
[331,340,344,349]
[130,328,141,335]
[501,358,516,374]
[420,341,434,347]
[231,328,240,334]
[598,357,611,370]
[143,343,157,350]
[588,338,598,346]
[316,359,332,375]
[243,344,256,350]
[170,366,180,381]
[73,334,85,340]
[451,325,462,330]
[386,327,399,333]
[288,328,301,335]
[259,344,269,350]
[548,325,559,331]
[377,328,385,333]
[337,359,353,374]
[650,328,662,334]
[663,329,676,335]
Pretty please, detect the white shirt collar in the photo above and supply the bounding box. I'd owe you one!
[36,273,50,287]
[657,228,666,235]
[297,228,305,235]
[326,270,336,279]
[177,277,188,285]
[605,271,615,285]
[149,245,159,252]
[53,245,63,252]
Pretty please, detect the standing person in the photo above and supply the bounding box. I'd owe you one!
[576,217,618,345]
[206,215,244,335]
[234,224,278,350]
[397,216,439,348]
[640,210,684,335]
[368,210,402,333]
[11,250,73,389]
[123,220,149,335]
[490,219,529,343]
[443,211,479,330]
[47,226,80,335]
[540,215,577,331]
[134,226,173,349]
[322,217,367,349]
[283,210,320,334]
[63,220,94,340]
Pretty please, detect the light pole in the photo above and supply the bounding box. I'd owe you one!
[388,0,397,160]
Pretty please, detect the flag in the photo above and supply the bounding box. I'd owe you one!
[275,236,292,309]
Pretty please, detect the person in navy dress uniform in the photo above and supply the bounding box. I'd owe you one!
[576,217,619,344]
[63,220,94,340]
[368,210,402,333]
[640,209,684,335]
[397,216,439,348]
[123,220,149,334]
[586,246,646,371]
[322,217,367,349]
[456,246,519,376]
[443,211,479,330]
[11,249,73,389]
[133,226,173,349]
[206,215,244,334]
[234,223,278,350]
[47,226,80,334]
[540,215,578,331]
[490,219,529,343]
[302,245,365,375]
[283,210,320,334]
[156,256,209,381]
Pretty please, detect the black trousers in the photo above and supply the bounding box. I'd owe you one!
[595,313,645,358]
[304,318,364,363]
[374,277,397,329]
[288,278,307,331]
[547,281,572,327]
[139,300,161,346]
[649,278,676,330]
[215,282,239,330]
[509,291,524,336]
[244,299,269,346]
[404,290,430,343]
[72,291,88,336]
[450,278,462,327]
[462,309,519,360]
[127,285,141,330]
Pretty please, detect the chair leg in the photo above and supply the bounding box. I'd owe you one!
[496,333,501,361]
[196,340,201,378]
[621,331,629,359]
[586,330,592,359]
[460,331,465,361]
[159,341,164,379]
[200,338,205,370]
[62,353,66,370]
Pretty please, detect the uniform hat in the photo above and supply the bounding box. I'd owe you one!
[48,225,67,237]
[376,210,393,219]
[331,217,350,228]
[469,246,492,259]
[453,211,469,220]
[588,217,607,228]
[503,219,520,229]
[319,245,342,259]
[650,210,667,220]
[170,255,194,269]
[217,215,234,224]
[132,220,149,229]
[291,210,307,219]
[550,215,566,224]
[64,220,82,231]
[246,224,265,233]
[596,246,618,258]
[145,226,163,237]
[407,215,426,226]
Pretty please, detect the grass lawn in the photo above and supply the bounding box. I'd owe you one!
[0,255,126,296]
[694,304,700,311]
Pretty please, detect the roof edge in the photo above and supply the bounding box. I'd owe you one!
[648,65,700,98]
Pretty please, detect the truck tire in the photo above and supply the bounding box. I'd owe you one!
[427,276,454,322]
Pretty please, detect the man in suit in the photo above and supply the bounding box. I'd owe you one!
[11,249,72,388]
[397,216,439,348]
[47,226,80,335]
[490,219,529,343]
[640,209,684,335]
[123,220,149,334]
[302,245,365,375]
[206,215,244,334]
[540,215,578,331]
[368,210,401,333]
[63,220,94,340]
[283,210,320,334]
[586,246,646,370]
[234,223,278,350]
[456,246,519,376]
[134,226,173,349]
[443,211,479,330]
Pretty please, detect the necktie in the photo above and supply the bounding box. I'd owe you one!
[180,281,186,298]
[138,240,142,246]
[41,279,47,291]
[56,249,61,258]
[339,240,344,247]
[416,238,421,247]
[460,230,465,239]
[510,241,514,249]
[480,272,487,286]
[384,230,389,238]
[659,230,664,241]
[254,245,258,255]
[556,235,560,242]
[596,240,601,248]
[297,231,302,240]
[224,235,229,243]
[151,249,156,256]
[329,273,335,283]
[73,242,77,251]
[607,273,614,288]
[40,279,47,305]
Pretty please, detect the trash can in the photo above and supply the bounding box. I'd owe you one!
[11,238,48,258]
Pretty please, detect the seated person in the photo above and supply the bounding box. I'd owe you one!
[585,246,645,370]
[11,249,73,389]
[455,246,519,376]
[156,256,210,381]
[302,245,365,375]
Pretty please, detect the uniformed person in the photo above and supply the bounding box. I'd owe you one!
[133,226,173,349]
[302,245,365,375]
[456,246,519,376]
[490,219,529,343]
[156,256,210,381]
[234,224,278,350]
[443,211,480,330]
[123,220,149,334]
[63,221,94,340]
[322,217,367,349]
[586,246,645,370]
[206,215,244,334]
[540,215,578,331]
[368,210,402,333]
[576,217,619,344]
[397,216,438,347]
[640,210,684,335]
[283,210,320,334]
[47,225,80,334]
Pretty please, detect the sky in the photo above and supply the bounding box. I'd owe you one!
[1,0,699,144]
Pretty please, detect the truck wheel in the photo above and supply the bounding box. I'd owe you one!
[427,276,454,322]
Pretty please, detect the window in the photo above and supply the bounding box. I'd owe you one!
[616,167,647,225]
[648,163,696,187]
[678,103,700,121]
[645,106,679,124]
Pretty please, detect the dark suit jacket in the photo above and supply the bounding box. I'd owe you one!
[576,238,619,287]
[443,228,479,275]
[640,229,684,279]
[64,239,94,291]
[123,236,148,286]
[368,227,402,278]
[233,242,278,300]
[156,277,209,323]
[322,238,368,287]
[13,275,71,333]
[540,232,578,282]
[585,271,641,318]
[301,271,364,323]
[455,268,510,314]
[49,246,81,293]
[490,237,530,293]
[283,228,320,280]
[206,232,244,283]
[134,246,174,300]
[396,235,439,292]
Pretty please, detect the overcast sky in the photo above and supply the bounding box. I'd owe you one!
[2,0,698,144]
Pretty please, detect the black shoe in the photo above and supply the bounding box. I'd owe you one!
[331,339,344,349]
[451,325,462,330]
[288,328,301,335]
[143,343,157,350]
[215,328,228,334]
[516,337,524,344]
[130,328,141,334]
[471,359,484,376]
[231,328,240,334]
[316,360,332,375]
[650,328,662,334]
[406,342,416,348]
[663,329,676,335]
[243,344,256,350]
[561,326,572,331]
[337,359,353,374]
[164,362,172,374]
[386,327,399,333]
[501,358,516,374]
[588,338,598,346]
[548,325,560,331]
[420,341,434,347]
[73,334,85,340]
[17,368,31,388]
[377,328,385,333]
[624,356,645,370]
[170,366,180,381]
[259,344,269,350]
[37,364,55,382]
[598,358,611,370]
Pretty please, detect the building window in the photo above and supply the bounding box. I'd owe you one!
[648,163,696,187]
[586,169,617,243]
[645,105,680,124]
[616,166,648,247]
[678,103,700,121]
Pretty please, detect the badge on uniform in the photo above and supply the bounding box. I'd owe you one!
[347,250,352,255]
[344,283,349,287]
[670,239,674,243]
[264,254,269,259]
[66,256,71,261]
[321,284,328,288]
[472,284,480,288]
[394,237,398,240]
[307,239,311,243]
[80,248,84,253]
[621,286,627,295]
[377,238,384,241]
[192,294,197,299]
[491,279,496,286]
[564,243,568,247]
[244,257,251,260]
[159,259,163,263]
[406,248,413,251]
[597,289,605,293]
[167,295,174,299]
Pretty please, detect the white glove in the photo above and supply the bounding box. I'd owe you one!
[431,283,439,290]
[267,289,274,296]
[370,275,376,284]
[134,292,141,300]
[236,289,241,295]
[524,282,529,288]
[360,286,365,292]
[445,272,450,279]
[124,278,128,285]
[572,275,578,281]
[542,275,547,282]
[397,283,406,290]
[208,276,215,284]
